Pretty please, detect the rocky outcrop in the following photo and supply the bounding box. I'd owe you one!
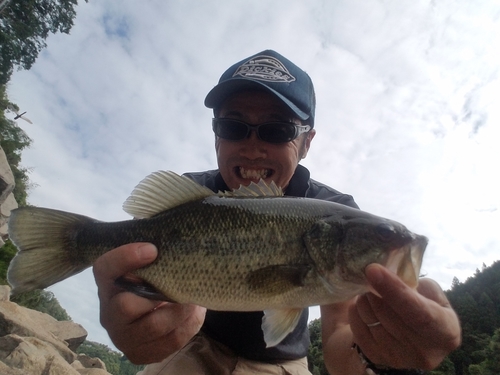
[0,145,17,247]
[0,285,113,374]
[0,134,112,374]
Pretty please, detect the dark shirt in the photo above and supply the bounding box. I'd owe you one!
[184,165,358,362]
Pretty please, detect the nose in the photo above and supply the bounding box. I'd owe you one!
[239,130,268,159]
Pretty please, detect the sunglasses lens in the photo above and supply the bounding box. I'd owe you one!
[213,119,304,143]
[259,123,296,143]
[213,119,249,140]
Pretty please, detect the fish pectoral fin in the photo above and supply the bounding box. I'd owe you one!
[115,275,173,302]
[246,265,311,296]
[262,308,303,348]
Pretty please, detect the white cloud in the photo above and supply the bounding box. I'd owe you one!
[6,0,500,351]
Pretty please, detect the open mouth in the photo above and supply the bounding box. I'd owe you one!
[235,166,274,180]
[385,237,427,289]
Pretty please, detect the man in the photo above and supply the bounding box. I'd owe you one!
[93,50,461,374]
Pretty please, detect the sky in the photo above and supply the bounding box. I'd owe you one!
[5,0,500,351]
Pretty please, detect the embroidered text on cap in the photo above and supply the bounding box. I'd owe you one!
[233,55,296,83]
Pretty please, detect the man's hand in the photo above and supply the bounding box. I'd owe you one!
[349,263,461,370]
[93,243,206,364]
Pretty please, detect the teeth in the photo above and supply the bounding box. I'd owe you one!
[239,167,269,180]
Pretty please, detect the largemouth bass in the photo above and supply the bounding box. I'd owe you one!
[7,171,427,347]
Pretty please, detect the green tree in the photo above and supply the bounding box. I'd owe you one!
[430,356,456,375]
[0,0,87,85]
[77,340,145,375]
[446,261,500,375]
[0,84,33,205]
[307,318,328,375]
[0,238,16,284]
[467,340,500,375]
[477,292,496,335]
[10,289,71,321]
[468,364,484,375]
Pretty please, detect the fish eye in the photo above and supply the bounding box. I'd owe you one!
[376,223,395,240]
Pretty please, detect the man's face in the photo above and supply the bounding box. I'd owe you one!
[215,90,316,190]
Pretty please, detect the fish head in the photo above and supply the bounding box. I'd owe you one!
[339,217,427,288]
[305,213,427,290]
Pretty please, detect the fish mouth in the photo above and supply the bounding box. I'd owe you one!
[385,235,427,288]
[235,166,274,182]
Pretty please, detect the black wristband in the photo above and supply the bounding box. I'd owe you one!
[351,343,426,375]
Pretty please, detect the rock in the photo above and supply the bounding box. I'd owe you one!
[0,145,17,244]
[0,147,15,204]
[77,369,113,375]
[72,355,110,375]
[0,138,112,374]
[48,320,88,352]
[0,334,81,375]
[75,353,107,369]
[0,360,26,375]
[0,297,78,363]
[0,285,10,302]
[0,287,113,375]
[0,286,88,350]
[0,193,17,218]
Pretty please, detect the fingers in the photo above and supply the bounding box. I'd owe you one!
[94,243,161,331]
[416,278,451,307]
[364,263,418,305]
[92,243,207,363]
[93,242,158,283]
[364,264,459,335]
[113,303,207,364]
[349,264,461,369]
[349,294,410,367]
[93,243,158,301]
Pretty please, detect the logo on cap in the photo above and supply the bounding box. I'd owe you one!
[232,55,296,83]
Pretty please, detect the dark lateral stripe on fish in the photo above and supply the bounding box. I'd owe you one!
[6,170,428,348]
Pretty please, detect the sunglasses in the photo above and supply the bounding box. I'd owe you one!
[212,118,311,144]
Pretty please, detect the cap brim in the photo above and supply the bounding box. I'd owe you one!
[204,78,309,121]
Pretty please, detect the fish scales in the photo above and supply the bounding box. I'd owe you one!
[72,195,338,311]
[7,170,428,347]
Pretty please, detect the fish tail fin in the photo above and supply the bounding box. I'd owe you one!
[7,207,96,294]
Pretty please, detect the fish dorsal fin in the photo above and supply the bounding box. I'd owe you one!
[123,171,214,218]
[218,179,283,197]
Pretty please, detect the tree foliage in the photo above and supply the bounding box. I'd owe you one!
[0,2,141,372]
[0,238,16,284]
[445,261,500,375]
[308,318,328,375]
[77,340,145,375]
[0,84,33,205]
[0,0,86,85]
[11,287,72,321]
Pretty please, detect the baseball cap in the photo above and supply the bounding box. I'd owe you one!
[205,50,316,126]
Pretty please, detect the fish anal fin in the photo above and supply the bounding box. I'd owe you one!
[115,274,174,302]
[262,308,303,347]
[246,265,310,296]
